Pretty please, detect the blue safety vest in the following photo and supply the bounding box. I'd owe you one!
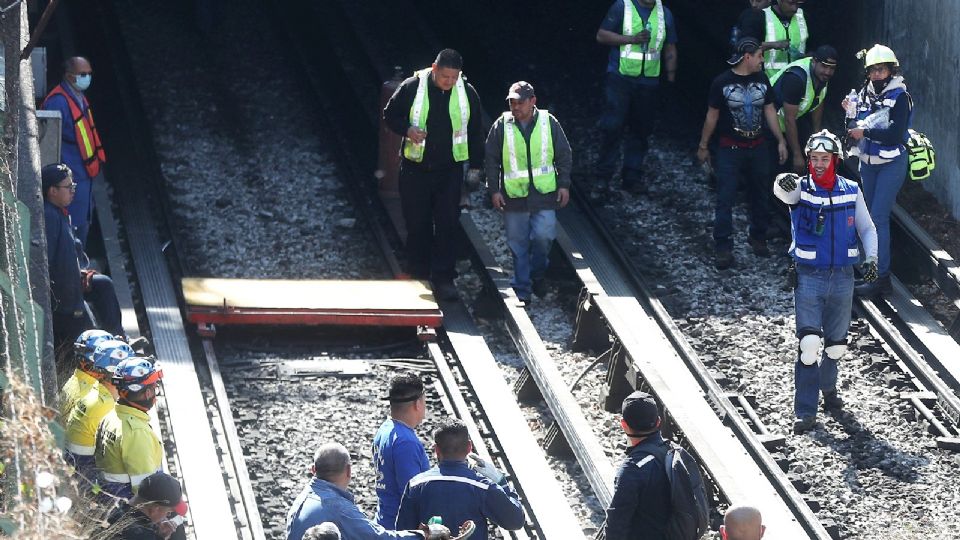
[856,86,911,160]
[790,175,860,268]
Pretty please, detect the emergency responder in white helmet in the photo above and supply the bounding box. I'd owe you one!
[773,130,878,434]
[846,44,913,298]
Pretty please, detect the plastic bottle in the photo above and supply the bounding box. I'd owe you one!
[845,89,859,119]
[428,517,443,525]
[641,21,652,52]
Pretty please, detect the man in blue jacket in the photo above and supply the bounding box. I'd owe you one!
[396,419,524,537]
[373,373,431,528]
[604,391,671,540]
[42,163,123,358]
[286,442,447,540]
[42,57,107,248]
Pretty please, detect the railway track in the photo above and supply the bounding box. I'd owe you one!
[70,0,960,538]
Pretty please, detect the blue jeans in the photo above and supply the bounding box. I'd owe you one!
[793,264,854,418]
[504,210,557,299]
[713,143,771,250]
[597,73,658,186]
[859,152,908,277]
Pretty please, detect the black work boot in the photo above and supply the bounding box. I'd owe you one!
[822,390,844,412]
[793,416,816,434]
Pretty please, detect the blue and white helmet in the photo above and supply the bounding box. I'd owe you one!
[74,329,114,368]
[113,357,163,393]
[92,339,135,377]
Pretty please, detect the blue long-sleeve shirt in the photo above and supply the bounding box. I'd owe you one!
[44,200,84,315]
[41,83,94,184]
[285,478,420,540]
[373,418,430,528]
[396,460,525,538]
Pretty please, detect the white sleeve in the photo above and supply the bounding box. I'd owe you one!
[855,191,878,259]
[773,177,801,205]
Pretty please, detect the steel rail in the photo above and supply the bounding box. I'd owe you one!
[558,190,830,540]
[566,190,830,538]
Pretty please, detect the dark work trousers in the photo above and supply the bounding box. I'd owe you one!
[713,141,771,251]
[52,274,124,364]
[399,163,463,283]
[597,73,659,188]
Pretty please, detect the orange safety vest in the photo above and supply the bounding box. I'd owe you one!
[43,85,106,178]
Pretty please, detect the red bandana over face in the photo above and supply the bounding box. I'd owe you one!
[809,155,837,190]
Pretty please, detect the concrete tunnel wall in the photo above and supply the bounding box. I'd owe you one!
[863,1,960,218]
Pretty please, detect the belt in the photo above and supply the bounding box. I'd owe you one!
[734,127,762,138]
[718,135,765,149]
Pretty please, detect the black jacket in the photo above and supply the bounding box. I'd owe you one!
[44,200,84,316]
[383,71,485,170]
[106,502,164,540]
[605,432,672,540]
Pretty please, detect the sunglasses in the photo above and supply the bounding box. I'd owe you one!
[53,182,78,191]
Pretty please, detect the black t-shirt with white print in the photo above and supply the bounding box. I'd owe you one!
[708,69,775,144]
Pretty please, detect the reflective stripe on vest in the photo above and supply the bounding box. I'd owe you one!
[857,86,911,160]
[771,58,828,131]
[66,441,96,456]
[402,69,471,163]
[501,110,557,199]
[763,7,808,77]
[619,0,666,78]
[43,85,106,178]
[790,176,860,267]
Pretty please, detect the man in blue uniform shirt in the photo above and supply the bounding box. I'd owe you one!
[396,419,524,537]
[604,391,671,540]
[286,442,445,540]
[373,373,430,529]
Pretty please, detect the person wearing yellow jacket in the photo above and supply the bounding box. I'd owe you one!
[95,357,164,500]
[59,329,114,423]
[64,339,132,485]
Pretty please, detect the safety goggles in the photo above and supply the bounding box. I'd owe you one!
[806,136,840,154]
[124,369,163,392]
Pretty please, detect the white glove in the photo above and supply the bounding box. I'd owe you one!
[468,453,505,484]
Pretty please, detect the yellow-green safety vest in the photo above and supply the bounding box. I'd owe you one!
[763,6,808,78]
[95,403,164,492]
[59,369,98,424]
[619,0,666,78]
[403,68,471,163]
[66,384,116,456]
[501,110,557,198]
[770,57,828,132]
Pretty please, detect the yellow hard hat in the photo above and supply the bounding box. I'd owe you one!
[857,44,899,68]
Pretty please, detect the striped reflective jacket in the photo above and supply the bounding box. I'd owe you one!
[790,175,859,268]
[43,84,106,178]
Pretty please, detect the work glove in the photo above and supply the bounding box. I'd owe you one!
[468,453,505,484]
[776,172,799,193]
[465,168,483,190]
[862,257,879,283]
[418,523,452,540]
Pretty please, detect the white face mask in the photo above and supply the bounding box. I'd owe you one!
[74,74,92,91]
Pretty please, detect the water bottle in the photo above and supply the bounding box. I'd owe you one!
[428,517,443,526]
[845,89,859,119]
[642,21,652,52]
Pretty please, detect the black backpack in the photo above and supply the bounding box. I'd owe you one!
[650,441,710,540]
[596,441,710,540]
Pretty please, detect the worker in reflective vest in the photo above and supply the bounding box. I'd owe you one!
[485,82,572,303]
[595,0,677,196]
[771,46,837,172]
[847,44,913,298]
[95,358,164,500]
[42,57,107,248]
[382,49,484,302]
[761,0,808,79]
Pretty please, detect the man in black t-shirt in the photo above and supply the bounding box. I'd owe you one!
[696,37,787,270]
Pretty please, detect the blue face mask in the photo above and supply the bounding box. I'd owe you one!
[74,74,92,91]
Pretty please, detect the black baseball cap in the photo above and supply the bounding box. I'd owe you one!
[506,81,535,101]
[41,163,72,191]
[622,391,661,434]
[727,37,761,66]
[812,45,839,67]
[137,471,183,506]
